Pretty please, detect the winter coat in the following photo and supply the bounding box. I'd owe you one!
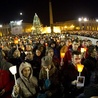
[39,63,61,98]
[61,63,89,98]
[12,62,38,98]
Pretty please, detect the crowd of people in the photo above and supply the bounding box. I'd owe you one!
[0,33,98,98]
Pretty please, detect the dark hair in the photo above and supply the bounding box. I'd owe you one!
[96,41,98,43]
[72,51,81,57]
[88,46,96,55]
[72,39,79,43]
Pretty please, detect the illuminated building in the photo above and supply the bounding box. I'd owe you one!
[53,18,98,32]
[1,18,98,36]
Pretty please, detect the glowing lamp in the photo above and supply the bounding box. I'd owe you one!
[77,64,84,76]
[60,52,65,66]
[9,66,17,85]
[81,48,85,53]
[84,48,87,52]
[45,43,48,46]
[81,48,87,53]
[14,37,18,44]
[60,53,65,59]
[77,64,84,73]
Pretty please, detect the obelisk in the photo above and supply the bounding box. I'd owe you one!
[49,0,53,33]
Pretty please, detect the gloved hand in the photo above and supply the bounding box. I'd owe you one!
[45,79,51,89]
[45,91,52,97]
[71,80,78,85]
[13,85,19,95]
[0,89,5,96]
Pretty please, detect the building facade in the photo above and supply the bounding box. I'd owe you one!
[1,19,98,36]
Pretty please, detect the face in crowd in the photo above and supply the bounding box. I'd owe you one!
[25,51,34,60]
[36,49,41,56]
[13,49,20,58]
[47,49,54,57]
[72,52,82,66]
[72,40,79,51]
[22,67,31,78]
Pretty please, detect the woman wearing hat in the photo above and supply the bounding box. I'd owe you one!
[38,56,62,98]
[12,62,38,98]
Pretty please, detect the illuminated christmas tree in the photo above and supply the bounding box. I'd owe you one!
[33,13,41,35]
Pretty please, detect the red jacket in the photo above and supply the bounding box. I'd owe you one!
[0,59,14,98]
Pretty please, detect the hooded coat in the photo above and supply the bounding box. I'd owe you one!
[12,62,38,98]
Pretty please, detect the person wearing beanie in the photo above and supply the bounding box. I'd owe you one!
[38,56,62,98]
[12,62,38,98]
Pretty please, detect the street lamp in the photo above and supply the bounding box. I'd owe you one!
[78,17,88,30]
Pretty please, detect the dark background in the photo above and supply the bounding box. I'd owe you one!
[0,0,98,26]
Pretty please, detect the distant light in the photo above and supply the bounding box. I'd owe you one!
[20,12,22,15]
[83,18,88,21]
[78,17,88,22]
[96,19,98,22]
[0,25,2,28]
[16,20,23,25]
[78,18,82,21]
[64,26,67,28]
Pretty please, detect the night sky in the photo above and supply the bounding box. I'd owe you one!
[0,0,98,26]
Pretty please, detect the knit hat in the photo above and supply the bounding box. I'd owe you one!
[41,56,52,66]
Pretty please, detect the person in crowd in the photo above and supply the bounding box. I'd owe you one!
[8,48,22,78]
[38,56,62,98]
[87,39,93,47]
[12,62,38,98]
[61,51,89,98]
[63,39,79,68]
[0,49,14,98]
[25,50,39,79]
[95,41,98,52]
[37,44,46,57]
[77,45,98,98]
[46,47,60,70]
[57,40,65,59]
[60,38,72,55]
[33,48,43,79]
[82,45,98,85]
[49,40,60,59]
